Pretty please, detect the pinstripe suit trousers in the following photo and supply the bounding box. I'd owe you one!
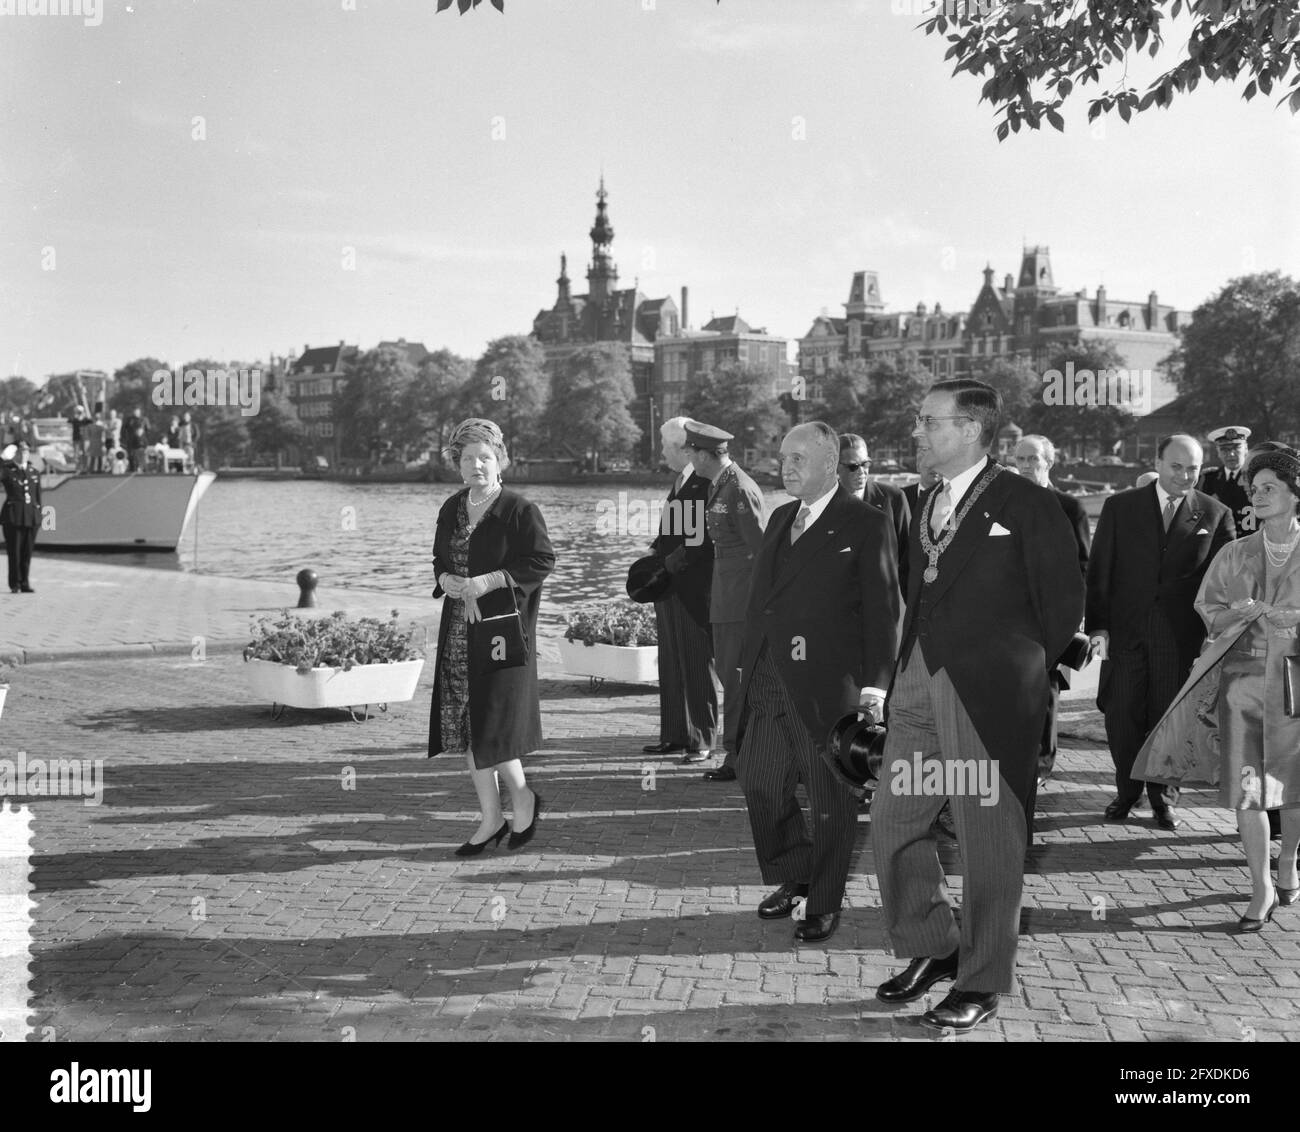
[654,594,719,750]
[737,643,860,916]
[871,646,1028,994]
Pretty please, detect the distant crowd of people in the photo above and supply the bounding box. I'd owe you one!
[3,406,200,474]
[425,394,1299,1035]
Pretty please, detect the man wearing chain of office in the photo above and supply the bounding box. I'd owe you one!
[871,379,1084,1032]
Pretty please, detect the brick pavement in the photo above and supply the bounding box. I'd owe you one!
[3,648,1297,1042]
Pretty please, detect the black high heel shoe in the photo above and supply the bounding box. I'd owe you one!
[507,790,543,851]
[1235,895,1279,933]
[454,821,508,858]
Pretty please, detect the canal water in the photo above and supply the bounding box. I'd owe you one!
[46,479,797,635]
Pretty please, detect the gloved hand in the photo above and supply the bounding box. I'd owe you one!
[462,594,483,623]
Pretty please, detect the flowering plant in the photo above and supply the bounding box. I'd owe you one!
[244,610,425,674]
[563,601,657,647]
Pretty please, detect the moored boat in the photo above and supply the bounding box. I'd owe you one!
[38,470,216,551]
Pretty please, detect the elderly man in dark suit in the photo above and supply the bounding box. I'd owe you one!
[1199,425,1254,535]
[1014,434,1091,804]
[642,416,719,762]
[1087,433,1236,830]
[838,433,911,597]
[1,441,42,594]
[734,421,900,945]
[872,380,1084,1032]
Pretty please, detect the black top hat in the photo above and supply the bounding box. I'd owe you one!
[626,555,672,604]
[826,712,888,790]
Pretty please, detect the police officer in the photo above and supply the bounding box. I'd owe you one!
[1200,426,1253,535]
[683,421,769,782]
[1,441,41,594]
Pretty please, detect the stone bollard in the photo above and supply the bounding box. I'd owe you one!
[296,568,318,608]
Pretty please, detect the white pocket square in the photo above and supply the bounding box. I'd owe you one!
[839,546,851,553]
[988,522,1011,536]
[1195,528,1209,535]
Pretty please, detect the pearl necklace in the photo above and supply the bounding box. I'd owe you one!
[1263,526,1300,568]
[467,482,500,508]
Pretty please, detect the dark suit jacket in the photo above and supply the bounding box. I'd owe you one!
[428,488,555,762]
[1085,484,1235,681]
[897,460,1085,807]
[1049,487,1091,579]
[0,462,41,526]
[651,470,714,627]
[865,479,912,597]
[1198,466,1252,536]
[736,485,901,754]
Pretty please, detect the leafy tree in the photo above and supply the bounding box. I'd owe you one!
[920,1,1300,140]
[860,353,933,456]
[403,349,473,459]
[543,343,640,469]
[110,357,170,416]
[0,377,40,417]
[246,381,304,462]
[337,346,418,460]
[465,335,549,458]
[809,360,871,437]
[201,410,251,467]
[967,354,1040,424]
[681,361,787,458]
[1026,338,1135,453]
[1166,271,1300,438]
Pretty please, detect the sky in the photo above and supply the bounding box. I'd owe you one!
[3,0,1298,381]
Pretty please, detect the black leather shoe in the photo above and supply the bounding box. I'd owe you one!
[507,790,543,851]
[19,585,34,593]
[794,911,839,944]
[921,989,999,1032]
[678,749,709,764]
[876,951,959,1004]
[1235,896,1279,933]
[757,882,808,920]
[643,742,686,755]
[454,821,507,857]
[1153,805,1180,831]
[703,766,736,782]
[8,588,17,595]
[1104,798,1135,821]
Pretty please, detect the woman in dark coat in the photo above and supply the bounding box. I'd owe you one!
[429,418,555,856]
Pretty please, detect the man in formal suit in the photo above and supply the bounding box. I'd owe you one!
[902,461,940,513]
[1199,425,1254,535]
[123,408,151,473]
[839,433,911,598]
[642,417,719,763]
[1014,435,1091,800]
[1087,434,1236,830]
[872,380,1084,1032]
[734,421,900,945]
[1,441,42,594]
[683,421,769,784]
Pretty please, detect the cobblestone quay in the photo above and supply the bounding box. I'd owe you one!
[1,563,1297,1042]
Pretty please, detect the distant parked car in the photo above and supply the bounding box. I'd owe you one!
[604,458,632,473]
[1092,455,1126,466]
[874,459,903,473]
[752,457,781,477]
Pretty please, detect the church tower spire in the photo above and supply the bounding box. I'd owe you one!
[587,176,618,305]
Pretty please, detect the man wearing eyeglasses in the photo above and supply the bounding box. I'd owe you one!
[838,434,910,597]
[871,380,1084,1033]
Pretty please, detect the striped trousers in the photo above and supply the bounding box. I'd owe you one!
[737,643,859,916]
[1101,612,1184,808]
[654,594,719,750]
[871,646,1028,994]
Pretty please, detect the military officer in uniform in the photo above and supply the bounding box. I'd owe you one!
[1,441,41,594]
[683,421,769,783]
[1199,426,1254,535]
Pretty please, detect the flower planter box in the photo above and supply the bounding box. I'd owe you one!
[243,657,425,720]
[558,639,658,685]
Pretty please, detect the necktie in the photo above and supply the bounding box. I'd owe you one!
[930,481,952,538]
[790,504,811,544]
[1162,496,1179,532]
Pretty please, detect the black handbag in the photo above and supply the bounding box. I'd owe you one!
[470,583,529,671]
[1285,654,1300,719]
